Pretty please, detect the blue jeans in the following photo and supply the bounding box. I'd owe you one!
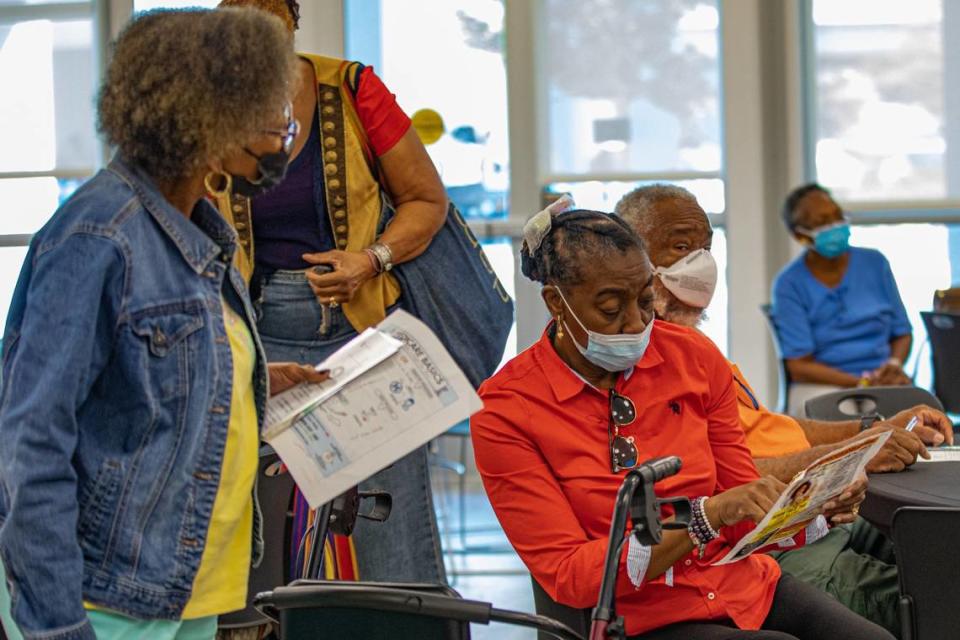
[255,269,446,584]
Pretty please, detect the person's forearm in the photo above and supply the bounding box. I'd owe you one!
[644,528,695,581]
[754,444,844,482]
[797,418,859,446]
[374,128,448,266]
[377,198,447,264]
[889,334,912,364]
[785,358,861,387]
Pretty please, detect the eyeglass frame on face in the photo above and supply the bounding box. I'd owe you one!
[608,389,639,473]
[258,102,299,156]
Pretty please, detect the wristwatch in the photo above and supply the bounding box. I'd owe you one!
[859,414,880,432]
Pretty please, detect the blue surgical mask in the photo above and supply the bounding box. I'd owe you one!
[556,288,654,372]
[799,222,851,259]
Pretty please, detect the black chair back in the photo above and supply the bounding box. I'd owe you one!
[219,446,295,629]
[261,581,470,640]
[803,386,944,422]
[892,507,960,640]
[760,304,791,413]
[255,580,584,640]
[921,311,960,414]
[530,577,590,640]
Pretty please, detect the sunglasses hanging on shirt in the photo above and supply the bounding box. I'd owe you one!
[609,390,639,473]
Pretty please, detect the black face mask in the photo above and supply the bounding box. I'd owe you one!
[232,147,290,197]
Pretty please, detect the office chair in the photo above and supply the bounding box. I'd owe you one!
[932,288,960,313]
[253,580,583,640]
[892,507,960,640]
[760,304,791,413]
[921,311,960,414]
[530,577,590,640]
[803,386,944,422]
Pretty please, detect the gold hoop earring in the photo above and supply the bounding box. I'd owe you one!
[204,171,232,198]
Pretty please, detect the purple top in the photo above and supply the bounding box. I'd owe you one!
[251,113,334,271]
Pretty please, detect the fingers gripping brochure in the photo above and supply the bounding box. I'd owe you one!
[714,429,892,565]
[263,309,483,509]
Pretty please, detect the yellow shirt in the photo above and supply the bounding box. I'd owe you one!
[181,300,259,618]
[728,362,812,458]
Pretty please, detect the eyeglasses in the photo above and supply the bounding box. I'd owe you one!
[608,390,638,473]
[261,103,299,155]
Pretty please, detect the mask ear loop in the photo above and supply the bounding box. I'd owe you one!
[204,171,232,198]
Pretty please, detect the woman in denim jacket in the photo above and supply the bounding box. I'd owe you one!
[0,9,326,640]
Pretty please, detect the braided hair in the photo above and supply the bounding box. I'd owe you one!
[521,209,646,286]
[782,183,830,232]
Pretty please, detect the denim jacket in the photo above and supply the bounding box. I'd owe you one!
[0,157,268,640]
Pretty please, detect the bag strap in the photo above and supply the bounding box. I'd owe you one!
[338,60,383,185]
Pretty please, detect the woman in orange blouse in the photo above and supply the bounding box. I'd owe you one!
[471,208,892,639]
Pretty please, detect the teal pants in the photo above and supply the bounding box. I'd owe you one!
[0,558,216,640]
[769,518,900,638]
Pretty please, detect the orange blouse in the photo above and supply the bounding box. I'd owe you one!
[471,322,785,636]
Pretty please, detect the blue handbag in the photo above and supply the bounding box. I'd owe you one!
[380,198,514,389]
[344,61,514,388]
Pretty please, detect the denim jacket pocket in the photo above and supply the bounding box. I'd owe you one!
[131,309,204,358]
[130,304,205,400]
[77,459,124,555]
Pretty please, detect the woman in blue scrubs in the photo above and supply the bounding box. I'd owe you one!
[772,184,912,415]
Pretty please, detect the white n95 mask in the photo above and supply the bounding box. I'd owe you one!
[654,249,718,309]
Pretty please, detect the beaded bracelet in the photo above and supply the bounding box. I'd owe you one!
[687,496,720,557]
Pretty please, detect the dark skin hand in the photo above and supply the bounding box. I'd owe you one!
[785,190,912,386]
[268,363,330,396]
[540,245,831,580]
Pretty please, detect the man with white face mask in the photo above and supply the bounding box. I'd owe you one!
[617,184,954,638]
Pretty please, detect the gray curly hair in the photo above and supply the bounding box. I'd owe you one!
[97,8,297,182]
[614,184,700,237]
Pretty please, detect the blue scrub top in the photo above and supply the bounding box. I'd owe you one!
[771,246,912,376]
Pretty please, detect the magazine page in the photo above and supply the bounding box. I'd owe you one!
[265,309,483,508]
[713,429,891,565]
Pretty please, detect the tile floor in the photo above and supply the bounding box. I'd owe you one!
[432,453,539,640]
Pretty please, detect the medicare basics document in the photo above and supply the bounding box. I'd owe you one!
[264,310,483,508]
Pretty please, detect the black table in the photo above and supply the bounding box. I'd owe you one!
[860,461,960,535]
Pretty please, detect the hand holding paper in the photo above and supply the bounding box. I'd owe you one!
[263,310,483,509]
[714,429,891,565]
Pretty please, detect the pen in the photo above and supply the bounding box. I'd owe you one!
[904,416,919,432]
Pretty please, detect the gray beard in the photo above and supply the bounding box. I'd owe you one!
[653,281,707,328]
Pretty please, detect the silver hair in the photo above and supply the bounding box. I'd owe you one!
[614,184,700,237]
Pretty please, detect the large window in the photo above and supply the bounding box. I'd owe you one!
[540,0,728,352]
[346,0,516,362]
[808,0,960,388]
[809,0,950,201]
[0,1,96,332]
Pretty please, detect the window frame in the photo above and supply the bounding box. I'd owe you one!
[800,0,960,224]
[0,0,106,256]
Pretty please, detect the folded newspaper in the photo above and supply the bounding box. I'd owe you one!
[264,309,483,509]
[713,429,892,565]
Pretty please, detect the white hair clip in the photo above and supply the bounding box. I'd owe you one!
[522,193,575,254]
